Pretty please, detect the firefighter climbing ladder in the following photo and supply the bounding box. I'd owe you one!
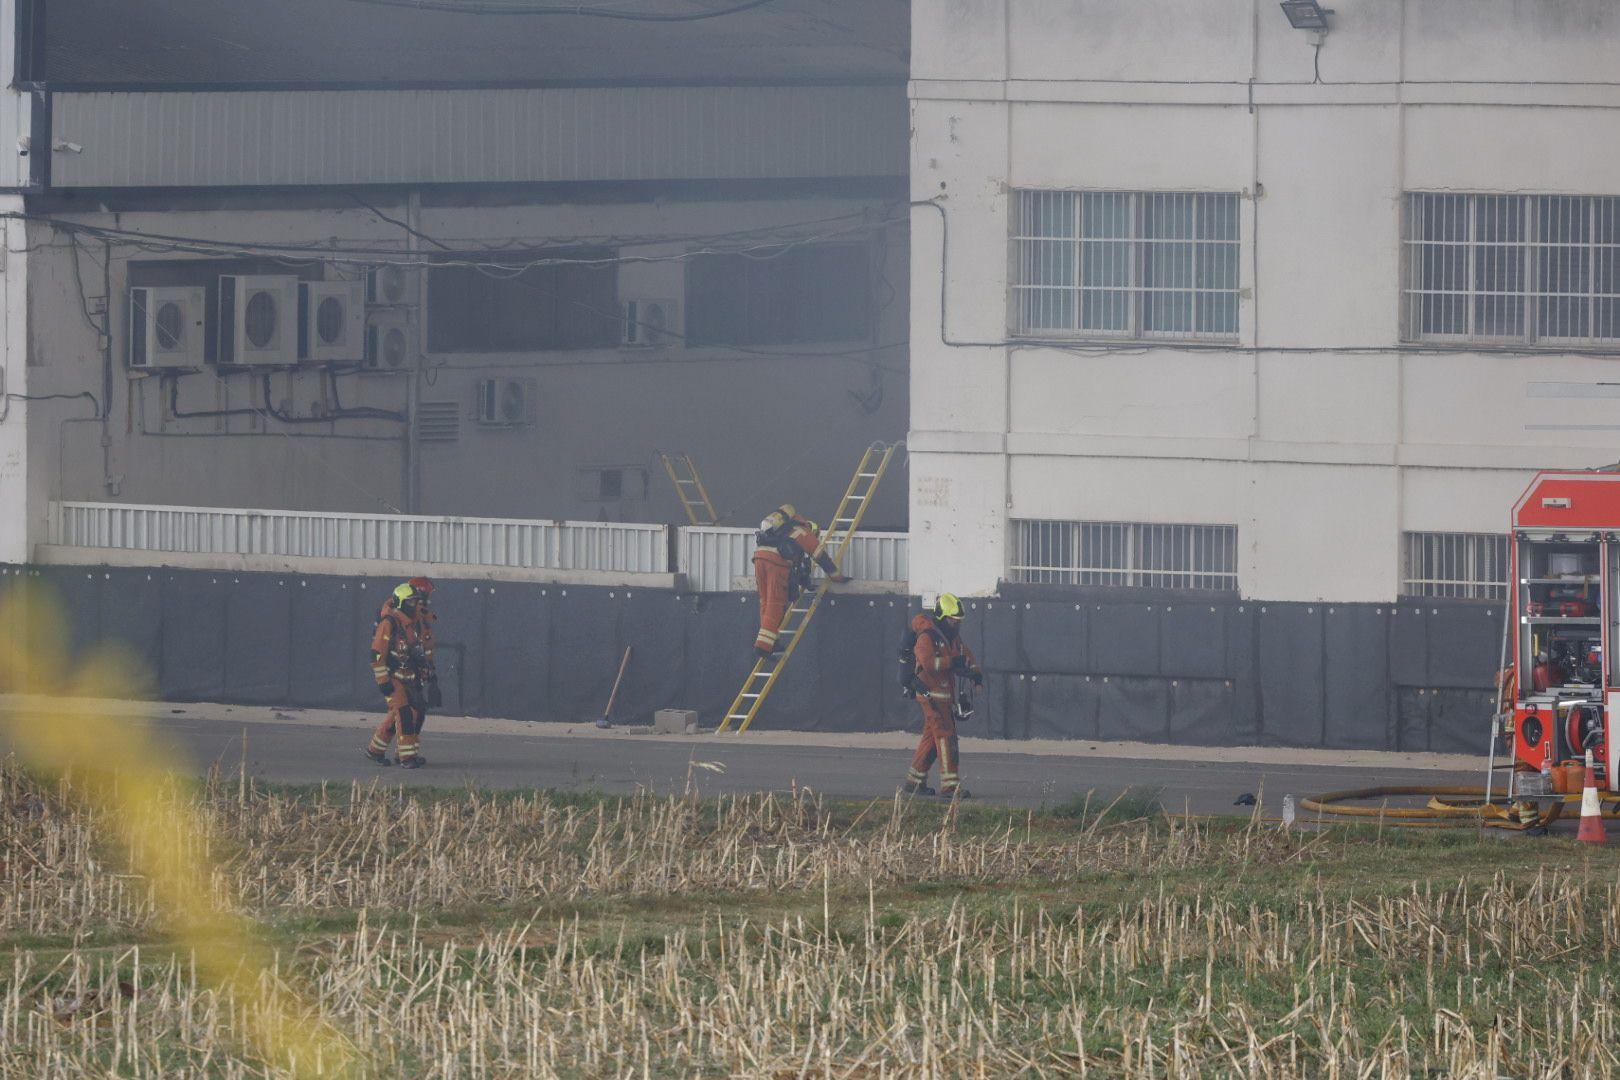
[715,441,900,735]
[658,451,719,526]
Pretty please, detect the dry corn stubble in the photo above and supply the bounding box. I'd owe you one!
[7,758,1620,1077]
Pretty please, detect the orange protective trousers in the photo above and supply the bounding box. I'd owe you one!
[753,550,794,654]
[370,677,426,761]
[907,695,960,793]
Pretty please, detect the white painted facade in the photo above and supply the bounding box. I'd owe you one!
[0,2,31,562]
[907,0,1620,602]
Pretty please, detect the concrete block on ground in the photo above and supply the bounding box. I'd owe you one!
[655,708,699,734]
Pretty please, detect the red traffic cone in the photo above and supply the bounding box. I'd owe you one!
[1577,749,1607,845]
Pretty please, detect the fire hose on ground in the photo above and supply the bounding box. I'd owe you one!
[1294,785,1620,830]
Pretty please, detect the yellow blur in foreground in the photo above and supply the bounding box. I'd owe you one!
[0,584,358,1077]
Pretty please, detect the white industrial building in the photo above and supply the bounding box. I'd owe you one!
[906,0,1620,604]
[0,0,910,566]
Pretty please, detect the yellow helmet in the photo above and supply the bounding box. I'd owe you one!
[760,504,798,532]
[393,582,416,605]
[934,592,963,620]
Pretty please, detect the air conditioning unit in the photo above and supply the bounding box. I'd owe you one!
[362,308,415,372]
[128,286,205,369]
[366,265,419,306]
[474,377,538,427]
[298,280,364,363]
[622,297,680,347]
[217,275,299,366]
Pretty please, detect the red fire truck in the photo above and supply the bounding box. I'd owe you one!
[1507,470,1618,794]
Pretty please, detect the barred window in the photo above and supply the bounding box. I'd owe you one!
[1012,190,1240,341]
[1404,193,1620,347]
[1010,519,1239,591]
[1401,531,1508,600]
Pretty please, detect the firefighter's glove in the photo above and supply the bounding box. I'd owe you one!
[426,680,444,708]
[377,681,394,699]
[969,670,985,687]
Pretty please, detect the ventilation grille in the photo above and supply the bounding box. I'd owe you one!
[417,400,461,444]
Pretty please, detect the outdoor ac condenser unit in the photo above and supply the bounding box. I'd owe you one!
[217,275,299,366]
[474,377,538,427]
[128,286,206,369]
[622,298,680,347]
[362,308,415,372]
[298,280,365,363]
[366,265,418,306]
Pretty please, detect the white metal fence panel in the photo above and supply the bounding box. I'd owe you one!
[679,527,755,593]
[679,526,909,592]
[49,502,668,574]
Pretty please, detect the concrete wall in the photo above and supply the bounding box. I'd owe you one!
[21,192,909,553]
[909,0,1620,602]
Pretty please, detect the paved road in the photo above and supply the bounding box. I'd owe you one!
[76,706,1488,816]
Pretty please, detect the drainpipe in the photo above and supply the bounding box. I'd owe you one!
[99,238,117,494]
[404,190,422,514]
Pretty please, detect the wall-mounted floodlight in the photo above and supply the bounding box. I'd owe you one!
[1279,0,1332,30]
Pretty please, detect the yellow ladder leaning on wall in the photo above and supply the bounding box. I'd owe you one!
[715,441,899,735]
[658,451,720,526]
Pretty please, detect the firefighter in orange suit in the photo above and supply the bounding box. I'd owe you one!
[382,576,439,681]
[364,582,439,769]
[902,593,983,799]
[752,504,849,658]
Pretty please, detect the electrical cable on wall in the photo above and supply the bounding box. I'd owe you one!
[14,210,908,268]
[38,209,912,365]
[142,378,405,513]
[338,200,908,370]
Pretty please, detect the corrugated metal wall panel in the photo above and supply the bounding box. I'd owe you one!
[48,85,905,188]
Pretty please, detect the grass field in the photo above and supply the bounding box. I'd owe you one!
[4,760,1620,1078]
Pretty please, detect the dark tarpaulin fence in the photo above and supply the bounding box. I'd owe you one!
[0,567,1498,752]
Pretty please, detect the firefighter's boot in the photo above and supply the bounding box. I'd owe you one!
[902,767,935,797]
[399,754,426,770]
[362,745,392,766]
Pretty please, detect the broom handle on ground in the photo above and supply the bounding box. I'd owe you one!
[602,646,632,723]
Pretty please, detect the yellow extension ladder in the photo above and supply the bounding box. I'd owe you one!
[658,451,720,526]
[715,441,900,734]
